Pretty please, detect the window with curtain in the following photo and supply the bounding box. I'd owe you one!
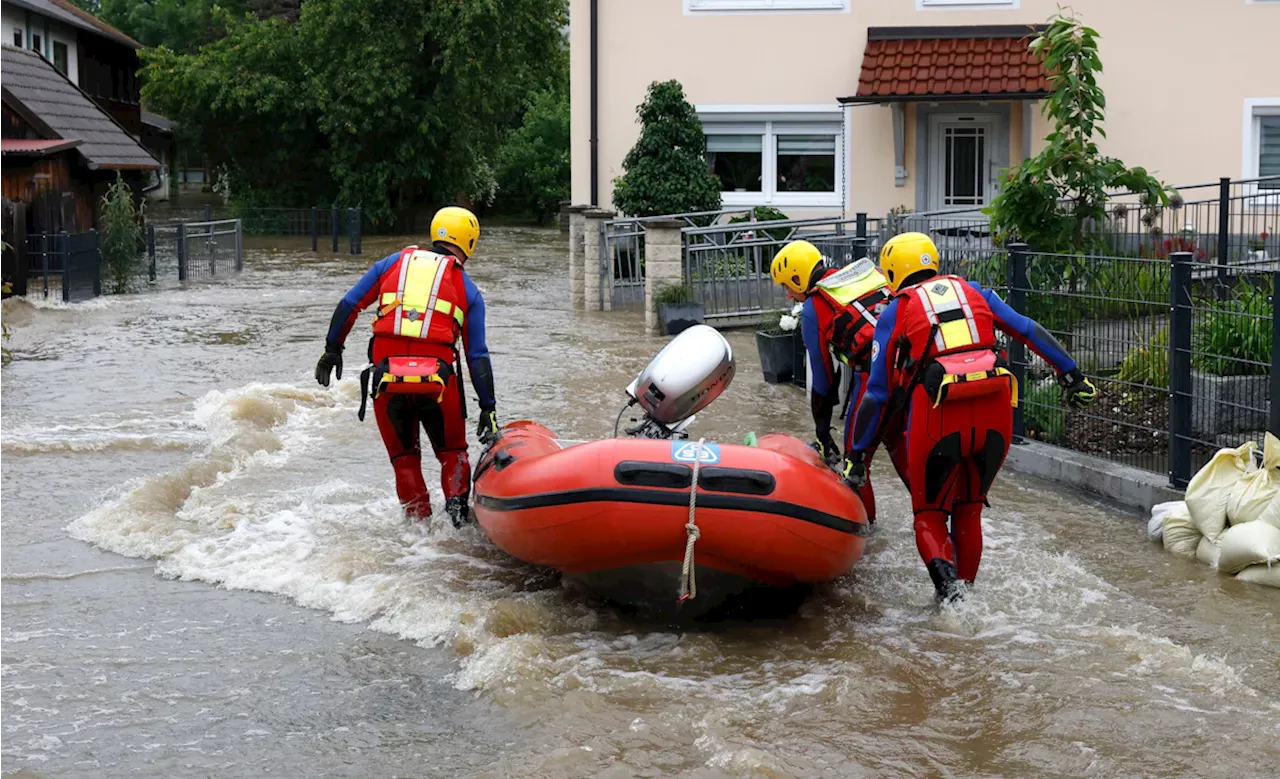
[707,134,764,193]
[1258,115,1280,189]
[776,135,836,193]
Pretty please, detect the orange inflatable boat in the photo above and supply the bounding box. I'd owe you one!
[471,324,870,616]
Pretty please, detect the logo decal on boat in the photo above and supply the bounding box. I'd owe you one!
[671,441,721,465]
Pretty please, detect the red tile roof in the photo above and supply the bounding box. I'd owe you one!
[1,138,83,155]
[842,26,1049,104]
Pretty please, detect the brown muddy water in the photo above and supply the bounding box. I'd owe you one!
[2,227,1277,778]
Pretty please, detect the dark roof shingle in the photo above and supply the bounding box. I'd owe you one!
[1,44,159,170]
[842,26,1049,104]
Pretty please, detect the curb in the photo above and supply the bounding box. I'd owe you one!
[1003,440,1183,514]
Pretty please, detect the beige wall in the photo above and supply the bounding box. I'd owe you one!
[571,0,1280,215]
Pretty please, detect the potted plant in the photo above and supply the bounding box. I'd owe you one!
[755,303,804,384]
[655,282,704,336]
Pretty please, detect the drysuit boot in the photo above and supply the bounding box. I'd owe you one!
[926,558,965,605]
[445,495,470,528]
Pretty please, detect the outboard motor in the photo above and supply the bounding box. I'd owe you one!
[619,325,736,439]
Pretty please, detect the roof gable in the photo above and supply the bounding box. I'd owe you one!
[3,0,141,49]
[1,44,159,169]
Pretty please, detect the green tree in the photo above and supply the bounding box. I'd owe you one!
[495,88,569,223]
[612,80,721,217]
[100,174,146,294]
[985,11,1171,254]
[142,0,568,225]
[89,1,250,53]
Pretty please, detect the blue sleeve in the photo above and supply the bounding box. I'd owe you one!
[970,282,1076,374]
[460,271,494,408]
[800,299,832,396]
[325,252,398,345]
[849,300,898,453]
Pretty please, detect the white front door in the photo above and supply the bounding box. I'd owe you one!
[927,114,999,211]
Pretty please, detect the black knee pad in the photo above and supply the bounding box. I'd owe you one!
[973,431,1007,496]
[924,432,962,505]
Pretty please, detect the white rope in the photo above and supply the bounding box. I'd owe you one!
[679,437,705,603]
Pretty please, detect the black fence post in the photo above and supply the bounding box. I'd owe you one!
[1270,270,1279,437]
[235,219,243,272]
[311,206,318,252]
[147,224,156,282]
[177,221,187,281]
[347,209,356,255]
[204,204,213,223]
[1169,251,1194,489]
[1008,242,1030,443]
[853,212,868,259]
[40,232,49,298]
[91,230,101,297]
[59,231,70,303]
[1215,176,1230,299]
[331,207,340,253]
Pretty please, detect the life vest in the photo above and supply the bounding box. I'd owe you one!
[371,246,467,346]
[812,259,889,366]
[893,275,1016,408]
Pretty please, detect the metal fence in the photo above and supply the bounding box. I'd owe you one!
[1001,244,1277,487]
[683,215,883,323]
[149,204,363,255]
[22,231,100,302]
[146,219,243,282]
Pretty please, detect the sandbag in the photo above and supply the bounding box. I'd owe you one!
[1234,563,1280,589]
[1196,536,1221,568]
[1160,502,1201,559]
[1148,501,1186,540]
[1226,432,1280,528]
[1185,442,1257,540]
[1215,521,1280,574]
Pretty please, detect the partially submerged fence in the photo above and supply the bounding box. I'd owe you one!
[152,204,363,255]
[146,219,244,282]
[17,231,101,302]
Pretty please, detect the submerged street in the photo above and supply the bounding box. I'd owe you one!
[3,227,1278,777]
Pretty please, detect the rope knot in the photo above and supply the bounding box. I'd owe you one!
[684,522,700,541]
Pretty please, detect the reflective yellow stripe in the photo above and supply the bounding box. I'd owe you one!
[919,279,978,352]
[433,299,465,327]
[814,259,888,307]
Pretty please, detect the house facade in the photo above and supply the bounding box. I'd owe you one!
[570,0,1280,218]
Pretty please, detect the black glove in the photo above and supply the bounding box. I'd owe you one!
[477,407,499,445]
[315,342,343,387]
[841,457,867,489]
[1059,368,1098,410]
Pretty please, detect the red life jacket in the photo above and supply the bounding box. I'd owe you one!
[891,275,1015,408]
[810,261,890,367]
[370,246,468,363]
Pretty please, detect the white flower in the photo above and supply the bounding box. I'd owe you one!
[779,315,798,332]
[790,302,804,316]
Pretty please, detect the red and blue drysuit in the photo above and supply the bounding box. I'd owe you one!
[848,274,1077,591]
[325,244,495,519]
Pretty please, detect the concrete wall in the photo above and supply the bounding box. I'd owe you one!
[571,0,1280,216]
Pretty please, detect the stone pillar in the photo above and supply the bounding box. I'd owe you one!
[582,208,614,311]
[643,218,685,337]
[567,204,591,310]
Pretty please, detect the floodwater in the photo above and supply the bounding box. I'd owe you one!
[2,227,1278,778]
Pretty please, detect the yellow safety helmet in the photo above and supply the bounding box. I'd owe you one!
[879,232,939,292]
[430,206,480,259]
[770,240,825,296]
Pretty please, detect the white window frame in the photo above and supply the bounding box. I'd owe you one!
[1242,98,1280,203]
[686,0,849,14]
[699,105,845,209]
[917,0,1018,9]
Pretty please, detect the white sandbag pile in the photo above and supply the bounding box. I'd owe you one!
[1147,432,1280,588]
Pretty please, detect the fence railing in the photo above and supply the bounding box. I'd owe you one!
[148,205,363,255]
[20,231,101,302]
[1001,244,1276,487]
[682,215,883,322]
[146,219,243,282]
[600,208,757,308]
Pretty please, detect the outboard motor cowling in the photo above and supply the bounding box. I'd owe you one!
[622,325,735,438]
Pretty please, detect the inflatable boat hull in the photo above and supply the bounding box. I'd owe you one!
[473,422,869,617]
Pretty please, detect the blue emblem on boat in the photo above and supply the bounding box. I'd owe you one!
[671,441,721,465]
